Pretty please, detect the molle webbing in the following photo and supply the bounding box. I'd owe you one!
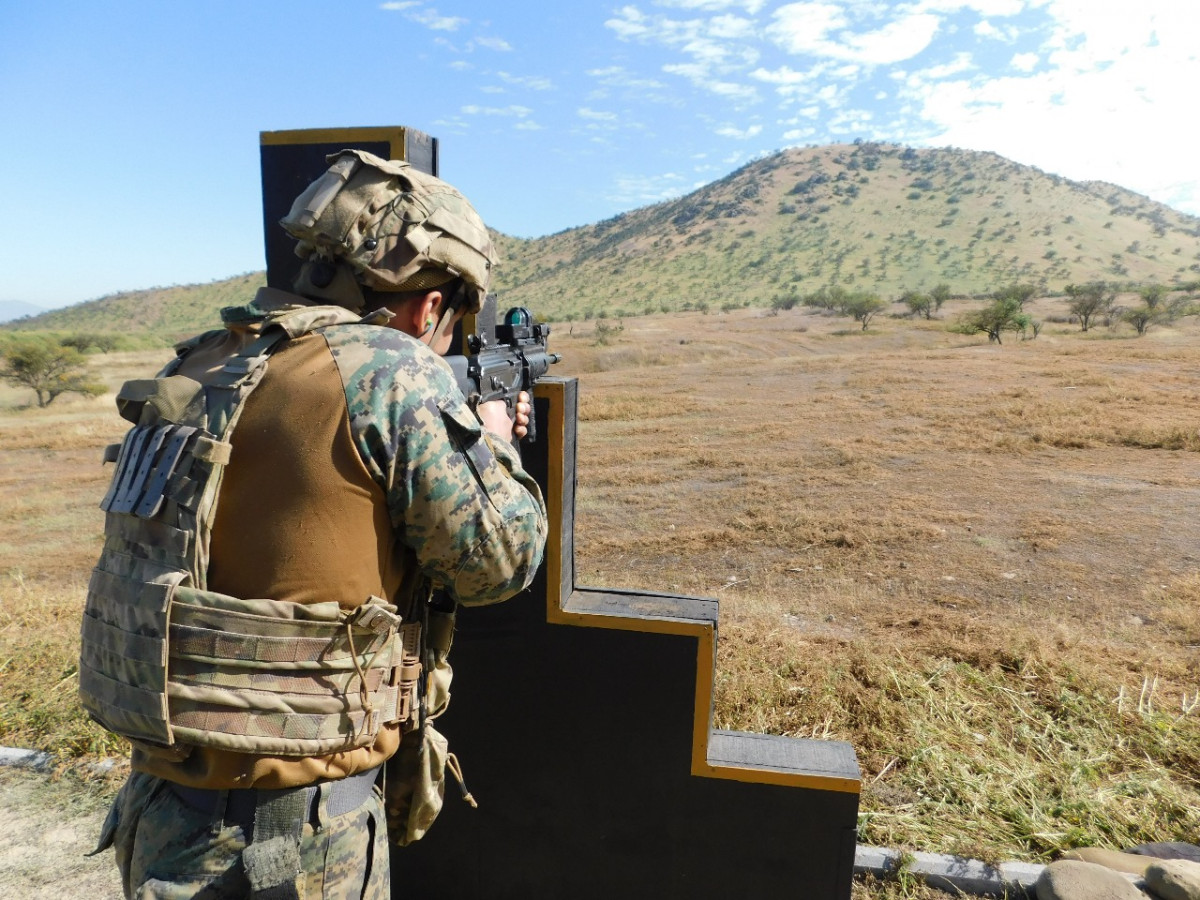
[162,590,420,755]
[80,307,423,756]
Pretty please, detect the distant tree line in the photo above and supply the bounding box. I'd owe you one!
[771,284,888,330]
[765,277,1196,344]
[951,280,1197,343]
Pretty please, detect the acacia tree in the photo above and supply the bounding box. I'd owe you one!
[930,283,952,314]
[1139,283,1168,310]
[802,284,849,312]
[900,289,933,319]
[1064,282,1115,332]
[993,283,1038,309]
[1122,304,1164,336]
[0,337,105,408]
[845,293,888,330]
[958,297,1031,344]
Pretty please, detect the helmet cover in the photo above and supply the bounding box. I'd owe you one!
[281,149,496,313]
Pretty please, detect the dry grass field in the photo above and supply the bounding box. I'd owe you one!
[2,299,1198,892]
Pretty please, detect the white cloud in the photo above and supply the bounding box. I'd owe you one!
[919,52,975,80]
[826,107,875,135]
[767,4,846,54]
[899,1,1200,215]
[498,71,554,90]
[769,4,941,65]
[663,63,760,102]
[655,0,767,13]
[1010,52,1038,72]
[588,66,668,90]
[846,14,941,64]
[474,36,513,51]
[914,0,1026,16]
[380,1,419,9]
[481,85,505,94]
[514,120,544,131]
[606,4,763,102]
[578,107,619,121]
[608,171,691,207]
[716,124,763,139]
[606,6,658,41]
[407,7,466,30]
[660,61,715,81]
[461,104,533,118]
[815,84,843,106]
[972,20,1018,40]
[708,14,757,39]
[750,64,814,85]
[709,80,760,102]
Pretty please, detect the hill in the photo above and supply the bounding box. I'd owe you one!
[8,143,1200,336]
[4,273,265,341]
[491,142,1200,320]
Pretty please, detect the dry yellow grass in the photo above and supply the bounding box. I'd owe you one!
[1,303,1198,880]
[559,299,1200,862]
[0,349,172,756]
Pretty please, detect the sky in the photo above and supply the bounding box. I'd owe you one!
[2,0,1197,310]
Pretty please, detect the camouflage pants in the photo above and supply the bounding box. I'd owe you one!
[97,771,390,899]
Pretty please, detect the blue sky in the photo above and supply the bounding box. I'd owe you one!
[2,0,1196,310]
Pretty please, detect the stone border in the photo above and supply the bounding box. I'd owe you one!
[856,844,1043,897]
[0,746,126,775]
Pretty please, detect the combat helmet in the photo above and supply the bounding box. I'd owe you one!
[280,149,497,313]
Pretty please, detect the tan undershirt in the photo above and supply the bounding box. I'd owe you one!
[132,330,406,789]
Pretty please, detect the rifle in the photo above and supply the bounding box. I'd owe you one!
[446,302,561,444]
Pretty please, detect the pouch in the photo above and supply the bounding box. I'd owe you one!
[384,723,451,846]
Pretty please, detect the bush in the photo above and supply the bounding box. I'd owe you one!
[592,320,624,346]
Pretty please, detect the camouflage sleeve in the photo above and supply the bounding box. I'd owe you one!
[323,325,547,606]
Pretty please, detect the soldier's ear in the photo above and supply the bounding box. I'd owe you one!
[418,290,444,326]
[409,290,444,342]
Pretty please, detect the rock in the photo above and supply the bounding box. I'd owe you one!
[1062,847,1152,876]
[1035,860,1145,900]
[1129,843,1200,865]
[1145,859,1200,900]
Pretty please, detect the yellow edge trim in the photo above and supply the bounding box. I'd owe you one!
[535,380,565,616]
[532,380,860,796]
[259,127,411,161]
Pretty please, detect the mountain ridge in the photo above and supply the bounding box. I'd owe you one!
[8,143,1199,337]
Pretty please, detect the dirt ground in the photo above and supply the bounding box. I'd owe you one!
[0,766,122,898]
[1,297,1198,883]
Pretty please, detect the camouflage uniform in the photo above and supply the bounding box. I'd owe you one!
[93,288,548,898]
[102,770,390,899]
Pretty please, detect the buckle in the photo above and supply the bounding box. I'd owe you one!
[353,603,401,634]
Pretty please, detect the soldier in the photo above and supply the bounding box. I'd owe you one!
[80,150,548,898]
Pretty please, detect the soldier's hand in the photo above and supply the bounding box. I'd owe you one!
[478,392,531,443]
[512,392,531,441]
[478,398,515,442]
